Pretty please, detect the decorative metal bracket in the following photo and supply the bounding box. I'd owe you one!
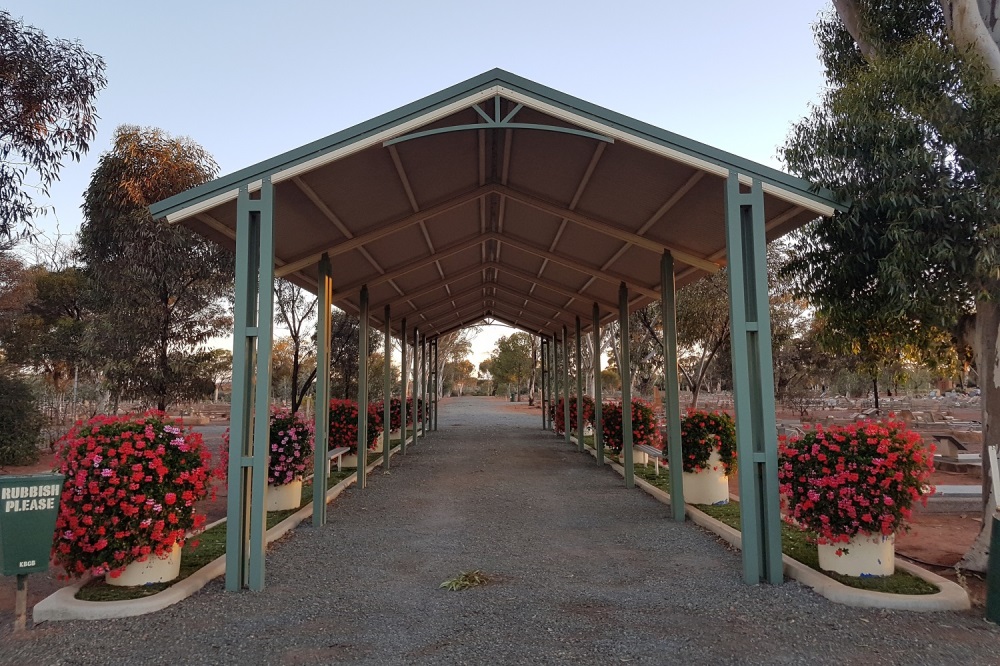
[384,94,614,147]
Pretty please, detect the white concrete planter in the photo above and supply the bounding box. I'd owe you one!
[266,478,303,512]
[818,533,895,577]
[681,449,729,505]
[107,542,181,587]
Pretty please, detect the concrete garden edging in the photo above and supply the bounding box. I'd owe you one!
[34,442,407,622]
[570,436,970,612]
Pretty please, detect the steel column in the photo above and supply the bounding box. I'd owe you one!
[662,251,685,520]
[540,337,548,429]
[420,335,426,437]
[226,179,274,592]
[313,254,333,527]
[619,282,634,489]
[357,285,369,488]
[575,316,584,452]
[433,338,439,431]
[383,305,391,469]
[400,318,408,455]
[725,174,783,585]
[562,325,570,448]
[593,303,604,465]
[412,327,418,445]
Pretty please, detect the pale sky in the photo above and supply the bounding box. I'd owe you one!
[6,0,832,368]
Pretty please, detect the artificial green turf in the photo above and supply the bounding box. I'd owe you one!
[629,465,937,595]
[76,468,355,601]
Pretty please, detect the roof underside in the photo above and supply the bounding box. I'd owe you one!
[151,70,839,339]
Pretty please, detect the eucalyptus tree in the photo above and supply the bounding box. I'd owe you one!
[79,125,233,411]
[782,1,1000,568]
[0,10,106,240]
[274,279,317,412]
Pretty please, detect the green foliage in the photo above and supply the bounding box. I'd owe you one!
[781,4,1000,385]
[488,333,535,398]
[78,125,233,410]
[0,10,107,240]
[0,373,42,465]
[680,410,737,475]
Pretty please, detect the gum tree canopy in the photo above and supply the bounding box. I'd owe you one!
[782,0,1000,570]
[0,10,106,240]
[79,125,234,411]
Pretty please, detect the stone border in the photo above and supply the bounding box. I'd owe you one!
[571,436,970,612]
[34,440,411,623]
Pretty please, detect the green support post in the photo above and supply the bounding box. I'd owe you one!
[562,326,571,448]
[662,251,685,521]
[619,282,634,489]
[357,285,369,489]
[540,337,548,430]
[413,327,419,443]
[226,179,274,592]
[383,305,391,469]
[433,338,439,431]
[987,515,1000,623]
[400,318,407,455]
[725,173,783,585]
[575,316,584,452]
[420,335,427,437]
[593,303,604,465]
[313,254,333,527]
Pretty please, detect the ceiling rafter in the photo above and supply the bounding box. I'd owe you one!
[494,263,618,312]
[494,232,659,299]
[329,234,486,304]
[497,184,719,274]
[275,185,491,278]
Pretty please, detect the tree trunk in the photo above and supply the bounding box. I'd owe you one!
[960,290,1000,571]
[873,377,880,412]
[940,0,1000,83]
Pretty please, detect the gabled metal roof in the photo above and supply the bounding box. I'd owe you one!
[150,68,843,338]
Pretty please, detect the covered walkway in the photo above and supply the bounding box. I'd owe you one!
[12,398,993,664]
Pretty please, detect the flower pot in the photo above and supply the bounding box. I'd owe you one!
[107,542,181,587]
[340,452,359,468]
[818,533,895,577]
[632,447,648,465]
[681,449,729,505]
[266,478,303,512]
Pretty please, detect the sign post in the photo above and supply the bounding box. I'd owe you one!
[0,473,63,631]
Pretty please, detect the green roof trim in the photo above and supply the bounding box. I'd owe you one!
[150,68,845,220]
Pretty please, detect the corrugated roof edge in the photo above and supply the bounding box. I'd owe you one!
[149,68,846,221]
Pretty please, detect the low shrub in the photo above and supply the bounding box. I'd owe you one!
[550,395,595,435]
[329,399,383,453]
[0,374,43,466]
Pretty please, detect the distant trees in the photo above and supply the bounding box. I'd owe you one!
[79,125,233,411]
[488,333,535,400]
[0,10,106,240]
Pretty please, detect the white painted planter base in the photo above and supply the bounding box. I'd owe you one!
[682,450,729,505]
[107,542,181,587]
[266,479,303,512]
[818,534,895,577]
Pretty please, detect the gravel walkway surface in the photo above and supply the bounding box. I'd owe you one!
[5,397,1000,665]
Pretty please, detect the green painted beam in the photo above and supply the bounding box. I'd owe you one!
[725,174,783,585]
[383,305,391,469]
[575,316,584,453]
[433,338,439,431]
[313,254,333,527]
[661,251,685,521]
[619,282,634,489]
[562,326,570,448]
[593,303,604,465]
[357,285,369,489]
[400,318,407,455]
[540,338,547,430]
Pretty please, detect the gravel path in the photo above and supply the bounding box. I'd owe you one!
[5,397,1000,665]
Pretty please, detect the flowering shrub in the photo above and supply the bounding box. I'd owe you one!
[329,399,383,454]
[217,408,315,486]
[602,398,661,453]
[680,410,737,475]
[405,397,424,427]
[51,412,211,579]
[551,396,596,434]
[777,419,935,545]
[375,397,420,433]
